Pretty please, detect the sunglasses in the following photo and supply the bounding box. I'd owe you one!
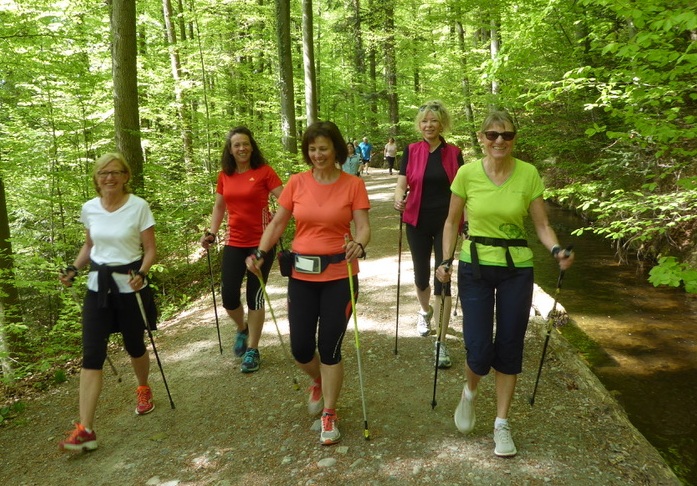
[419,103,442,112]
[483,131,516,141]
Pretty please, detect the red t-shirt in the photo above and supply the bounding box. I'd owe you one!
[216,164,283,247]
[279,170,370,282]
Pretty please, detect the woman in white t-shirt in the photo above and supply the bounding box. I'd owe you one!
[58,153,157,452]
[384,137,397,175]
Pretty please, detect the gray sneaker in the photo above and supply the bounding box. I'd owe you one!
[416,305,433,336]
[494,423,517,457]
[454,385,476,434]
[435,341,452,369]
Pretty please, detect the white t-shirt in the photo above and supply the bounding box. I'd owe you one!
[80,194,155,293]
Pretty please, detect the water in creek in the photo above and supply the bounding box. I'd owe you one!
[529,204,697,484]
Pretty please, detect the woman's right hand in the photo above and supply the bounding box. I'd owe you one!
[200,231,216,250]
[394,199,405,212]
[59,268,77,287]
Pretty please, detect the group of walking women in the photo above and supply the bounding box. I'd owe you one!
[58,102,573,457]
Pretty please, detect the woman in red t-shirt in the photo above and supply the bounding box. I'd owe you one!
[201,127,283,373]
[247,121,371,446]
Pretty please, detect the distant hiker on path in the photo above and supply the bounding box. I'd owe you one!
[358,136,373,175]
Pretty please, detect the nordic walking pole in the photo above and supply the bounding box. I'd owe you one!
[205,245,223,355]
[394,189,408,355]
[529,246,573,406]
[131,273,175,409]
[63,271,121,382]
[345,235,370,440]
[431,279,449,410]
[431,240,458,410]
[254,270,300,390]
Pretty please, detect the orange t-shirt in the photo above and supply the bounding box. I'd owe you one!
[216,164,283,247]
[279,170,370,282]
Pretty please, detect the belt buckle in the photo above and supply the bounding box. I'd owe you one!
[294,255,322,274]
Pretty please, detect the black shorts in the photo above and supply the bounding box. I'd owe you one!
[81,288,157,369]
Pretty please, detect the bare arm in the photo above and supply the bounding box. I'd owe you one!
[530,197,575,270]
[59,229,94,286]
[436,194,466,283]
[345,208,370,261]
[393,175,408,211]
[130,225,156,290]
[246,205,292,272]
[201,193,226,248]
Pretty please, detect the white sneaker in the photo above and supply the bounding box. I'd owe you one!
[435,341,452,369]
[494,423,517,457]
[416,305,433,336]
[454,385,476,434]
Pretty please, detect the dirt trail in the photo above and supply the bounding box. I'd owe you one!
[0,169,681,485]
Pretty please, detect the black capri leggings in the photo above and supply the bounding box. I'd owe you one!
[221,245,276,311]
[405,210,450,296]
[287,276,356,366]
[81,290,156,370]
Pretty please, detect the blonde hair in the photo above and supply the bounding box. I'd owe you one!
[92,153,132,195]
[414,100,452,134]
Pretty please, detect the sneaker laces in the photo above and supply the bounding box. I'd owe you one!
[321,412,337,432]
[137,386,152,406]
[495,424,513,445]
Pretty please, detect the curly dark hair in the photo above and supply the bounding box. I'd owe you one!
[220,126,268,175]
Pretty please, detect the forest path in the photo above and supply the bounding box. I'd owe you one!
[0,168,680,485]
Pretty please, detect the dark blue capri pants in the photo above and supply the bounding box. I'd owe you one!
[457,262,534,376]
[287,276,356,366]
[221,245,276,311]
[81,289,157,370]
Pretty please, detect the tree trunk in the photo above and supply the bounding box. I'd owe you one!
[302,0,318,126]
[456,20,479,153]
[276,0,297,152]
[489,15,501,95]
[0,176,21,379]
[111,0,146,192]
[163,0,194,169]
[384,0,398,137]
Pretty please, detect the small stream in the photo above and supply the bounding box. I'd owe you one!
[530,204,697,484]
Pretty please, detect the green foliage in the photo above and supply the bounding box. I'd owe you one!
[649,256,697,294]
[0,401,26,425]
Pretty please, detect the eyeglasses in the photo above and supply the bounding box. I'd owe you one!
[483,131,516,141]
[97,170,126,178]
[419,103,442,112]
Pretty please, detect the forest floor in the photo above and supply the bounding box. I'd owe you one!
[0,169,682,486]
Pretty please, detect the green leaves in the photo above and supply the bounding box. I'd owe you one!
[649,257,697,294]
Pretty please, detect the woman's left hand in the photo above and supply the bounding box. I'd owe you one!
[344,239,365,261]
[435,263,452,283]
[128,272,146,291]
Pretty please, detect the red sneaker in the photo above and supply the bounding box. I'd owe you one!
[59,423,97,452]
[307,382,323,416]
[135,385,155,415]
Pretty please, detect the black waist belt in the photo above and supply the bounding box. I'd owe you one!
[293,253,346,274]
[90,259,142,308]
[469,236,528,279]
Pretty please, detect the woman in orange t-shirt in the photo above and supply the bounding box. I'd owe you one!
[201,127,283,374]
[247,121,370,446]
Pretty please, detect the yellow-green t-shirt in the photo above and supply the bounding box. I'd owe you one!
[451,158,544,267]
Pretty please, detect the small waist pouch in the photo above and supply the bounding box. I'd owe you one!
[277,249,294,277]
[293,253,347,274]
